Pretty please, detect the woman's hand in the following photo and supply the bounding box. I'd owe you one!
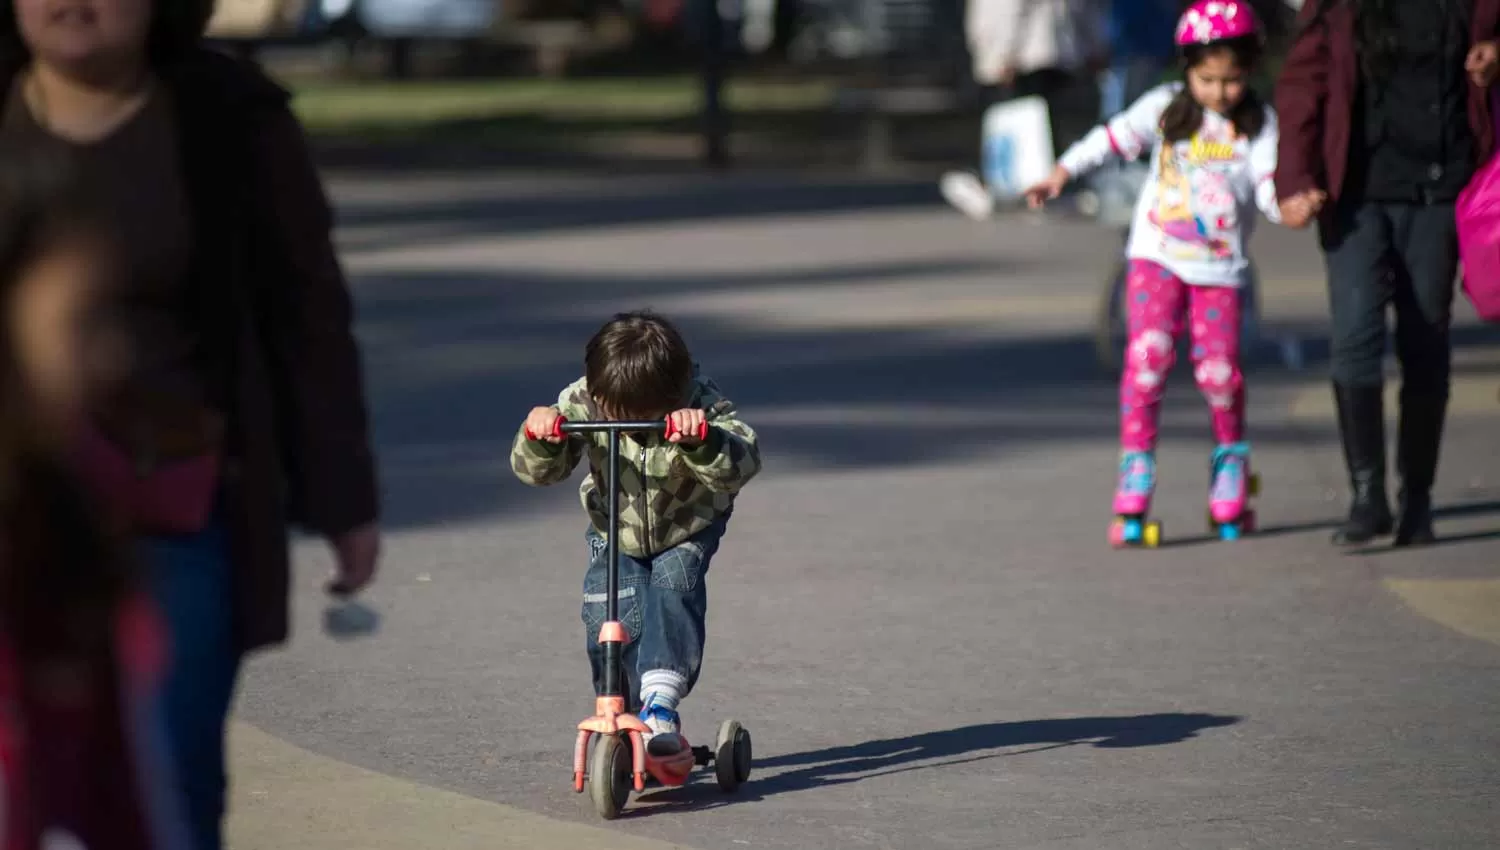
[327,522,380,597]
[1022,166,1071,209]
[1468,41,1500,88]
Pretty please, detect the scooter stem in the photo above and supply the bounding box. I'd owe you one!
[601,428,624,699]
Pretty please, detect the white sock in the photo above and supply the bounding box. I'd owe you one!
[639,669,687,712]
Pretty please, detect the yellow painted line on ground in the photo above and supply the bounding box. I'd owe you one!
[1287,374,1500,424]
[1383,579,1500,648]
[226,721,688,850]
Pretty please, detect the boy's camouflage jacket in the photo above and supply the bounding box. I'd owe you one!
[510,370,762,557]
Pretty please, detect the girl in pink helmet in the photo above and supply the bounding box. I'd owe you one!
[1024,0,1325,547]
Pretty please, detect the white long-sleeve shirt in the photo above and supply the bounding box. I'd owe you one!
[1057,83,1281,288]
[965,0,1103,83]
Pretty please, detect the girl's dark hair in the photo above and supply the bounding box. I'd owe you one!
[0,140,129,664]
[0,0,213,74]
[585,311,694,420]
[1160,35,1267,144]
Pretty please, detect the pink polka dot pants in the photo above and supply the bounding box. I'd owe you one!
[1120,259,1245,453]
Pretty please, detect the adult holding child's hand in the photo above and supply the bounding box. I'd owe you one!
[1275,0,1500,548]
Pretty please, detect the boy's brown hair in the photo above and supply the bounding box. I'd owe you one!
[585,311,694,419]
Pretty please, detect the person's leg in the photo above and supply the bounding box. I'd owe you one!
[1188,284,1246,443]
[940,83,1009,220]
[143,519,241,850]
[1116,259,1188,515]
[1018,66,1093,153]
[634,516,727,755]
[1188,284,1251,522]
[1321,202,1398,545]
[582,529,649,711]
[1388,202,1460,545]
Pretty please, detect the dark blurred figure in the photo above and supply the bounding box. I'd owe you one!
[0,141,188,850]
[0,0,382,846]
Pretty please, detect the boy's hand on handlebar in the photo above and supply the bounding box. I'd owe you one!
[666,408,707,445]
[524,406,565,443]
[1022,166,1070,209]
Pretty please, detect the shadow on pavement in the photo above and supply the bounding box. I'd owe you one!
[1154,499,1500,550]
[355,258,1500,531]
[631,712,1240,815]
[332,174,945,254]
[1340,501,1500,556]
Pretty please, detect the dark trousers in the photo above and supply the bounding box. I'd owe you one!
[1319,200,1457,514]
[1320,201,1458,394]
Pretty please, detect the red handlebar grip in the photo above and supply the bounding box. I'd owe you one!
[665,419,710,441]
[524,416,568,441]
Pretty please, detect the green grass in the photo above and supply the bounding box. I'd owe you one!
[290,76,837,139]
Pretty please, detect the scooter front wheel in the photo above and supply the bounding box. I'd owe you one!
[590,733,632,819]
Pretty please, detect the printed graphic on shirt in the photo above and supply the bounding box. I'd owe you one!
[1147,126,1242,263]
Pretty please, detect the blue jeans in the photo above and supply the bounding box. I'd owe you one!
[582,516,727,705]
[143,518,242,850]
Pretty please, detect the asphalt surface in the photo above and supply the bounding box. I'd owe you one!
[232,169,1500,849]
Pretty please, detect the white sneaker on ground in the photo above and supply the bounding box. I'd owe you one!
[939,171,995,221]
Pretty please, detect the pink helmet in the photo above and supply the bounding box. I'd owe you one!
[1175,0,1263,48]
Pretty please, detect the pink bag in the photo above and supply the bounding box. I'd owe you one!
[1456,94,1500,322]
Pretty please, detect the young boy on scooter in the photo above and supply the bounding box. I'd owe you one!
[512,311,762,757]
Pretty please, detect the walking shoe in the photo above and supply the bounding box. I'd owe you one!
[1331,384,1393,545]
[1393,390,1445,547]
[939,171,995,221]
[639,694,685,757]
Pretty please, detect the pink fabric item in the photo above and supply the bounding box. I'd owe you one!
[73,427,221,535]
[1120,260,1245,452]
[1457,93,1500,323]
[1175,0,1262,47]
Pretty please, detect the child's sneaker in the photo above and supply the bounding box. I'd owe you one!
[639,693,686,757]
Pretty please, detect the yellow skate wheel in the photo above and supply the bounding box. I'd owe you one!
[1143,522,1162,548]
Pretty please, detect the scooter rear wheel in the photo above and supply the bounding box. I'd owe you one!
[714,720,752,791]
[590,733,632,819]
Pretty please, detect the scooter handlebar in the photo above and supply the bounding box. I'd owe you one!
[525,416,709,442]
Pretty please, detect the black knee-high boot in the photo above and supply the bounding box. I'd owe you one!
[1331,383,1394,545]
[1393,390,1446,546]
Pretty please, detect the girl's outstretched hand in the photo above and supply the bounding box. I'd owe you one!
[1023,166,1070,209]
[1278,189,1327,229]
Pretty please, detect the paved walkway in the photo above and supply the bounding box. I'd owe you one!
[228,171,1500,849]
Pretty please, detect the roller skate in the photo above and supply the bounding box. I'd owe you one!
[1207,442,1259,540]
[1109,450,1162,547]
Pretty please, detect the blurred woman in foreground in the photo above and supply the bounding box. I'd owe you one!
[0,0,382,844]
[0,142,188,849]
